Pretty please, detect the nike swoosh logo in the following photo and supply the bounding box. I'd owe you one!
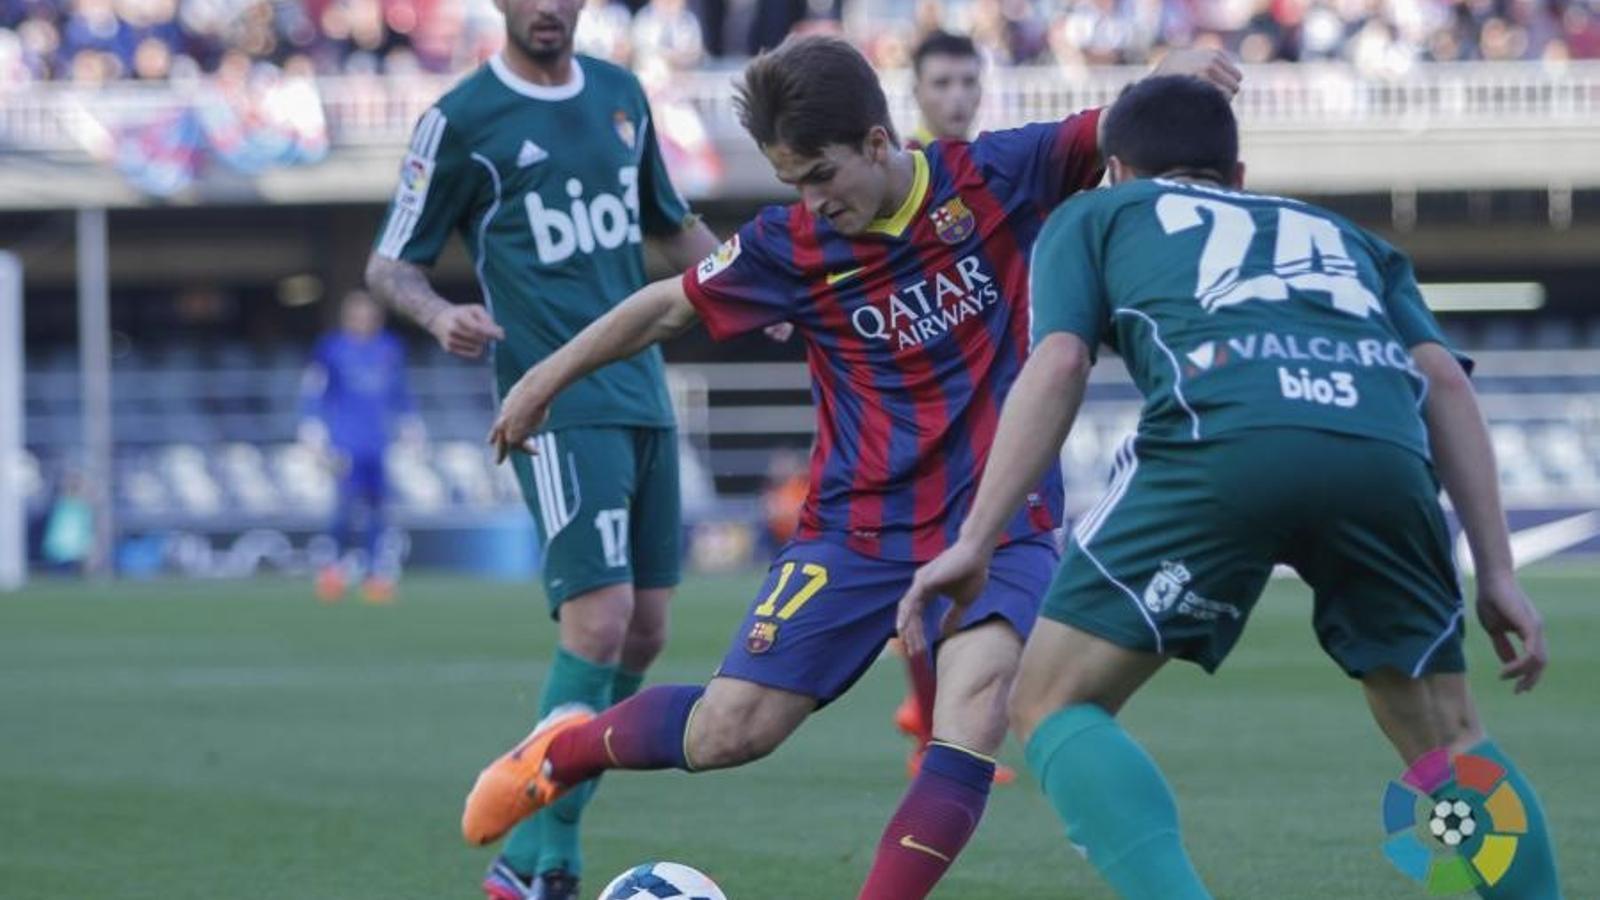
[1456,511,1600,575]
[899,834,951,862]
[825,266,864,287]
[603,726,619,767]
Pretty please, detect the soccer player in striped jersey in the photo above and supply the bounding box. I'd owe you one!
[464,35,1240,899]
[364,0,720,896]
[899,76,1560,899]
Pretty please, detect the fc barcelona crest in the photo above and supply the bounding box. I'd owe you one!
[612,109,637,149]
[930,197,975,244]
[746,620,778,654]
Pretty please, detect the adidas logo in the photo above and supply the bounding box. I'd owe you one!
[517,140,549,168]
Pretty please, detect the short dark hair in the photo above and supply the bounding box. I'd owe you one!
[1101,75,1238,180]
[912,30,979,76]
[735,35,897,157]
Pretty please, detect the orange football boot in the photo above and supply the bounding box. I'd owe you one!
[361,577,395,604]
[461,705,593,846]
[314,566,344,603]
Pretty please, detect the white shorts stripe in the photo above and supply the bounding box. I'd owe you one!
[1075,438,1139,546]
[529,437,561,540]
[1071,441,1127,541]
[541,434,574,536]
[1410,605,1465,677]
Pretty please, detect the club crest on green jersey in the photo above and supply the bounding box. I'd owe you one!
[613,109,637,150]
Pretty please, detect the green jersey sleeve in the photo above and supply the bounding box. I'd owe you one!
[1373,237,1445,348]
[374,106,480,265]
[1371,233,1475,373]
[1029,197,1111,357]
[636,98,693,238]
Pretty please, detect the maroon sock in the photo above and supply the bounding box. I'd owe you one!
[858,742,994,899]
[547,684,703,784]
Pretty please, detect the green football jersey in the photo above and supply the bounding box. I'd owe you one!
[375,53,693,430]
[1030,178,1457,459]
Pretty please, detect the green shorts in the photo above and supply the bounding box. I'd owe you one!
[1044,427,1465,677]
[511,425,681,614]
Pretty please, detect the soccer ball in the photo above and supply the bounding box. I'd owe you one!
[597,861,727,900]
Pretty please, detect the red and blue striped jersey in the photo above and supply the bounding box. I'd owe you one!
[683,110,1103,561]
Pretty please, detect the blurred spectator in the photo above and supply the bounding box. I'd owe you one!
[633,0,703,71]
[575,0,631,64]
[5,0,1600,82]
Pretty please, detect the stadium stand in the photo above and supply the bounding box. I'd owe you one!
[15,338,1600,534]
[6,5,1599,572]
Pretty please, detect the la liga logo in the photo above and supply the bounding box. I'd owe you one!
[1380,748,1528,895]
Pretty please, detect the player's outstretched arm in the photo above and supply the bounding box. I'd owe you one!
[897,333,1093,656]
[365,253,504,359]
[1415,342,1548,693]
[489,276,699,462]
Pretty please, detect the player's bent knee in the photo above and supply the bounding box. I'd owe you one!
[621,627,667,673]
[558,585,635,663]
[684,704,780,769]
[685,679,812,770]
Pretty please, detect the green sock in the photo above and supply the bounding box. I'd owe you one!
[1025,704,1211,900]
[611,667,645,704]
[501,646,616,879]
[1465,739,1562,899]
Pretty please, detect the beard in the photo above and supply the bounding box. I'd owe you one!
[506,20,572,63]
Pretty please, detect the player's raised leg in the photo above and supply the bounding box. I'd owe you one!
[463,675,814,844]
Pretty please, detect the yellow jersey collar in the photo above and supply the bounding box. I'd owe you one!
[866,150,929,238]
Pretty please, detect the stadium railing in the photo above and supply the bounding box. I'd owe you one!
[5,61,1600,202]
[6,62,1599,154]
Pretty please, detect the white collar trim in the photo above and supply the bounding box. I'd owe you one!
[489,53,584,101]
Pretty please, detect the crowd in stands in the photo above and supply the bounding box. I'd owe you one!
[3,0,1597,87]
[0,0,1593,85]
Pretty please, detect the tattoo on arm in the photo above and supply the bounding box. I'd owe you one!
[365,255,451,329]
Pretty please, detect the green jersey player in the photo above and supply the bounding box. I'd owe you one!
[364,0,718,896]
[900,77,1561,899]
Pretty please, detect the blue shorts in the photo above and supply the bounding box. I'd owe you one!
[716,535,1058,704]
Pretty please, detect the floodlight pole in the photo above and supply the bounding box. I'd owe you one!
[77,208,113,579]
[0,252,23,590]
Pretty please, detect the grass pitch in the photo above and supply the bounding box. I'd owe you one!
[1,566,1594,899]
